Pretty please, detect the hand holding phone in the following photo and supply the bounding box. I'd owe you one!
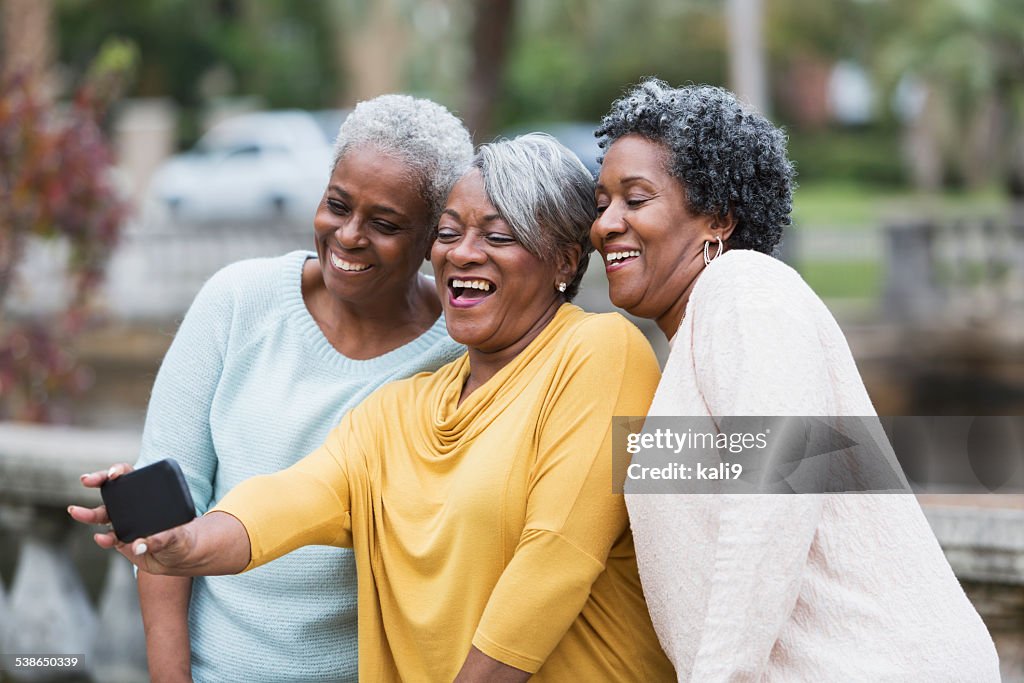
[100,458,196,543]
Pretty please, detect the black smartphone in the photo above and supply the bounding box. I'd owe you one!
[100,458,197,543]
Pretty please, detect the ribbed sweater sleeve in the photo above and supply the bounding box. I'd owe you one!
[136,264,238,512]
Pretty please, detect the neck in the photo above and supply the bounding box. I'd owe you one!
[460,299,564,404]
[304,263,441,359]
[655,270,702,340]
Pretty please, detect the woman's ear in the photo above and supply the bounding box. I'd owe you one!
[556,243,583,286]
[710,211,738,243]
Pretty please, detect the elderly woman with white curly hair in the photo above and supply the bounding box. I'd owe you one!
[75,133,676,682]
[592,78,1000,682]
[71,94,472,682]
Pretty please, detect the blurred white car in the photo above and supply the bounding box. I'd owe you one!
[146,109,345,225]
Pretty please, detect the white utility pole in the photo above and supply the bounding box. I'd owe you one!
[726,0,769,114]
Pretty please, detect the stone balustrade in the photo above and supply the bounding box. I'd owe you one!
[0,422,146,683]
[1,422,1022,681]
[884,219,1024,323]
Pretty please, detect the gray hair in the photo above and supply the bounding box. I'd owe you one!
[332,94,473,227]
[596,78,795,254]
[471,133,595,300]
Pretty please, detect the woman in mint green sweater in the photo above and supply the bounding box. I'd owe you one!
[74,94,471,683]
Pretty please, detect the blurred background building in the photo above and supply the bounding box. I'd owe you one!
[0,0,1022,681]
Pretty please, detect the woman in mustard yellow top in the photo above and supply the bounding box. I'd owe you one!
[76,134,675,682]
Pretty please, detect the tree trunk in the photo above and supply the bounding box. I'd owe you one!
[2,0,53,89]
[464,0,517,142]
[329,0,410,105]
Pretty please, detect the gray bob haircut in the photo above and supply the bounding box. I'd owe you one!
[471,133,596,300]
[332,94,473,226]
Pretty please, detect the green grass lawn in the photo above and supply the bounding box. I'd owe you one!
[797,260,883,300]
[791,183,1014,301]
[792,182,1013,231]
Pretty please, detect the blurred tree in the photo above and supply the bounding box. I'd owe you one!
[2,0,54,87]
[0,40,136,422]
[327,0,410,103]
[876,0,1024,192]
[464,0,518,140]
[496,0,727,130]
[56,0,341,147]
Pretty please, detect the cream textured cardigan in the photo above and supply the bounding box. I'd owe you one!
[626,250,1000,682]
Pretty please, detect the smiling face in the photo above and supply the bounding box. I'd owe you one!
[592,134,722,338]
[431,170,566,354]
[312,144,433,305]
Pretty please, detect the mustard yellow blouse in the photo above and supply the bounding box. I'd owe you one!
[214,304,674,681]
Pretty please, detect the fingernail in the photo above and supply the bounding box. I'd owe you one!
[67,505,74,515]
[134,543,148,556]
[80,473,89,480]
[108,466,119,478]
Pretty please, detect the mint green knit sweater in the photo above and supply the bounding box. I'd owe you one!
[135,251,463,682]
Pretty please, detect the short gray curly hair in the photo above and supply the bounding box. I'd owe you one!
[472,133,595,301]
[332,94,473,227]
[596,78,795,254]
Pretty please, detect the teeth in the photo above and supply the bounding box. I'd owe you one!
[452,279,493,292]
[606,250,641,262]
[331,252,370,271]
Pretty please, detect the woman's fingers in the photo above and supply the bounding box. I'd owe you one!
[93,530,120,549]
[120,527,187,575]
[68,504,110,525]
[79,462,134,488]
[73,463,133,548]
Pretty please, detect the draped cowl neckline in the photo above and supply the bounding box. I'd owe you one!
[426,304,584,456]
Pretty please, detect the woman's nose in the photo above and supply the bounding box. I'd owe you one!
[591,204,624,246]
[446,233,486,266]
[335,217,368,249]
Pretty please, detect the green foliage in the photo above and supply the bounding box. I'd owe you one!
[496,0,728,129]
[56,0,341,147]
[787,126,907,188]
[0,41,135,422]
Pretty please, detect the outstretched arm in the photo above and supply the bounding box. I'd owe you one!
[69,467,251,576]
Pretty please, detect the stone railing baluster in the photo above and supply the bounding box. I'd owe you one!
[0,422,144,682]
[3,508,98,682]
[93,556,148,683]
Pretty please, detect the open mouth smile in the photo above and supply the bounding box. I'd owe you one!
[330,251,372,273]
[604,249,641,272]
[447,277,496,308]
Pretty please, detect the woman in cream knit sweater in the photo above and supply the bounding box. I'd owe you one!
[591,78,1000,682]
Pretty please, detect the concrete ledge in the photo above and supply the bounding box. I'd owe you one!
[0,422,141,507]
[923,505,1024,585]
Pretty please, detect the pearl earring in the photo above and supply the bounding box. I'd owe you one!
[557,282,567,293]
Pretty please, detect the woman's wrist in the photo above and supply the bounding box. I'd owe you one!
[188,511,251,574]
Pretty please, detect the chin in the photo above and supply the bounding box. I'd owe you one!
[608,287,640,311]
[444,321,485,348]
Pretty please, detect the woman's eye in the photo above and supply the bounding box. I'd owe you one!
[596,204,608,214]
[326,199,348,214]
[373,221,400,234]
[436,228,459,242]
[486,233,517,245]
[626,197,649,207]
